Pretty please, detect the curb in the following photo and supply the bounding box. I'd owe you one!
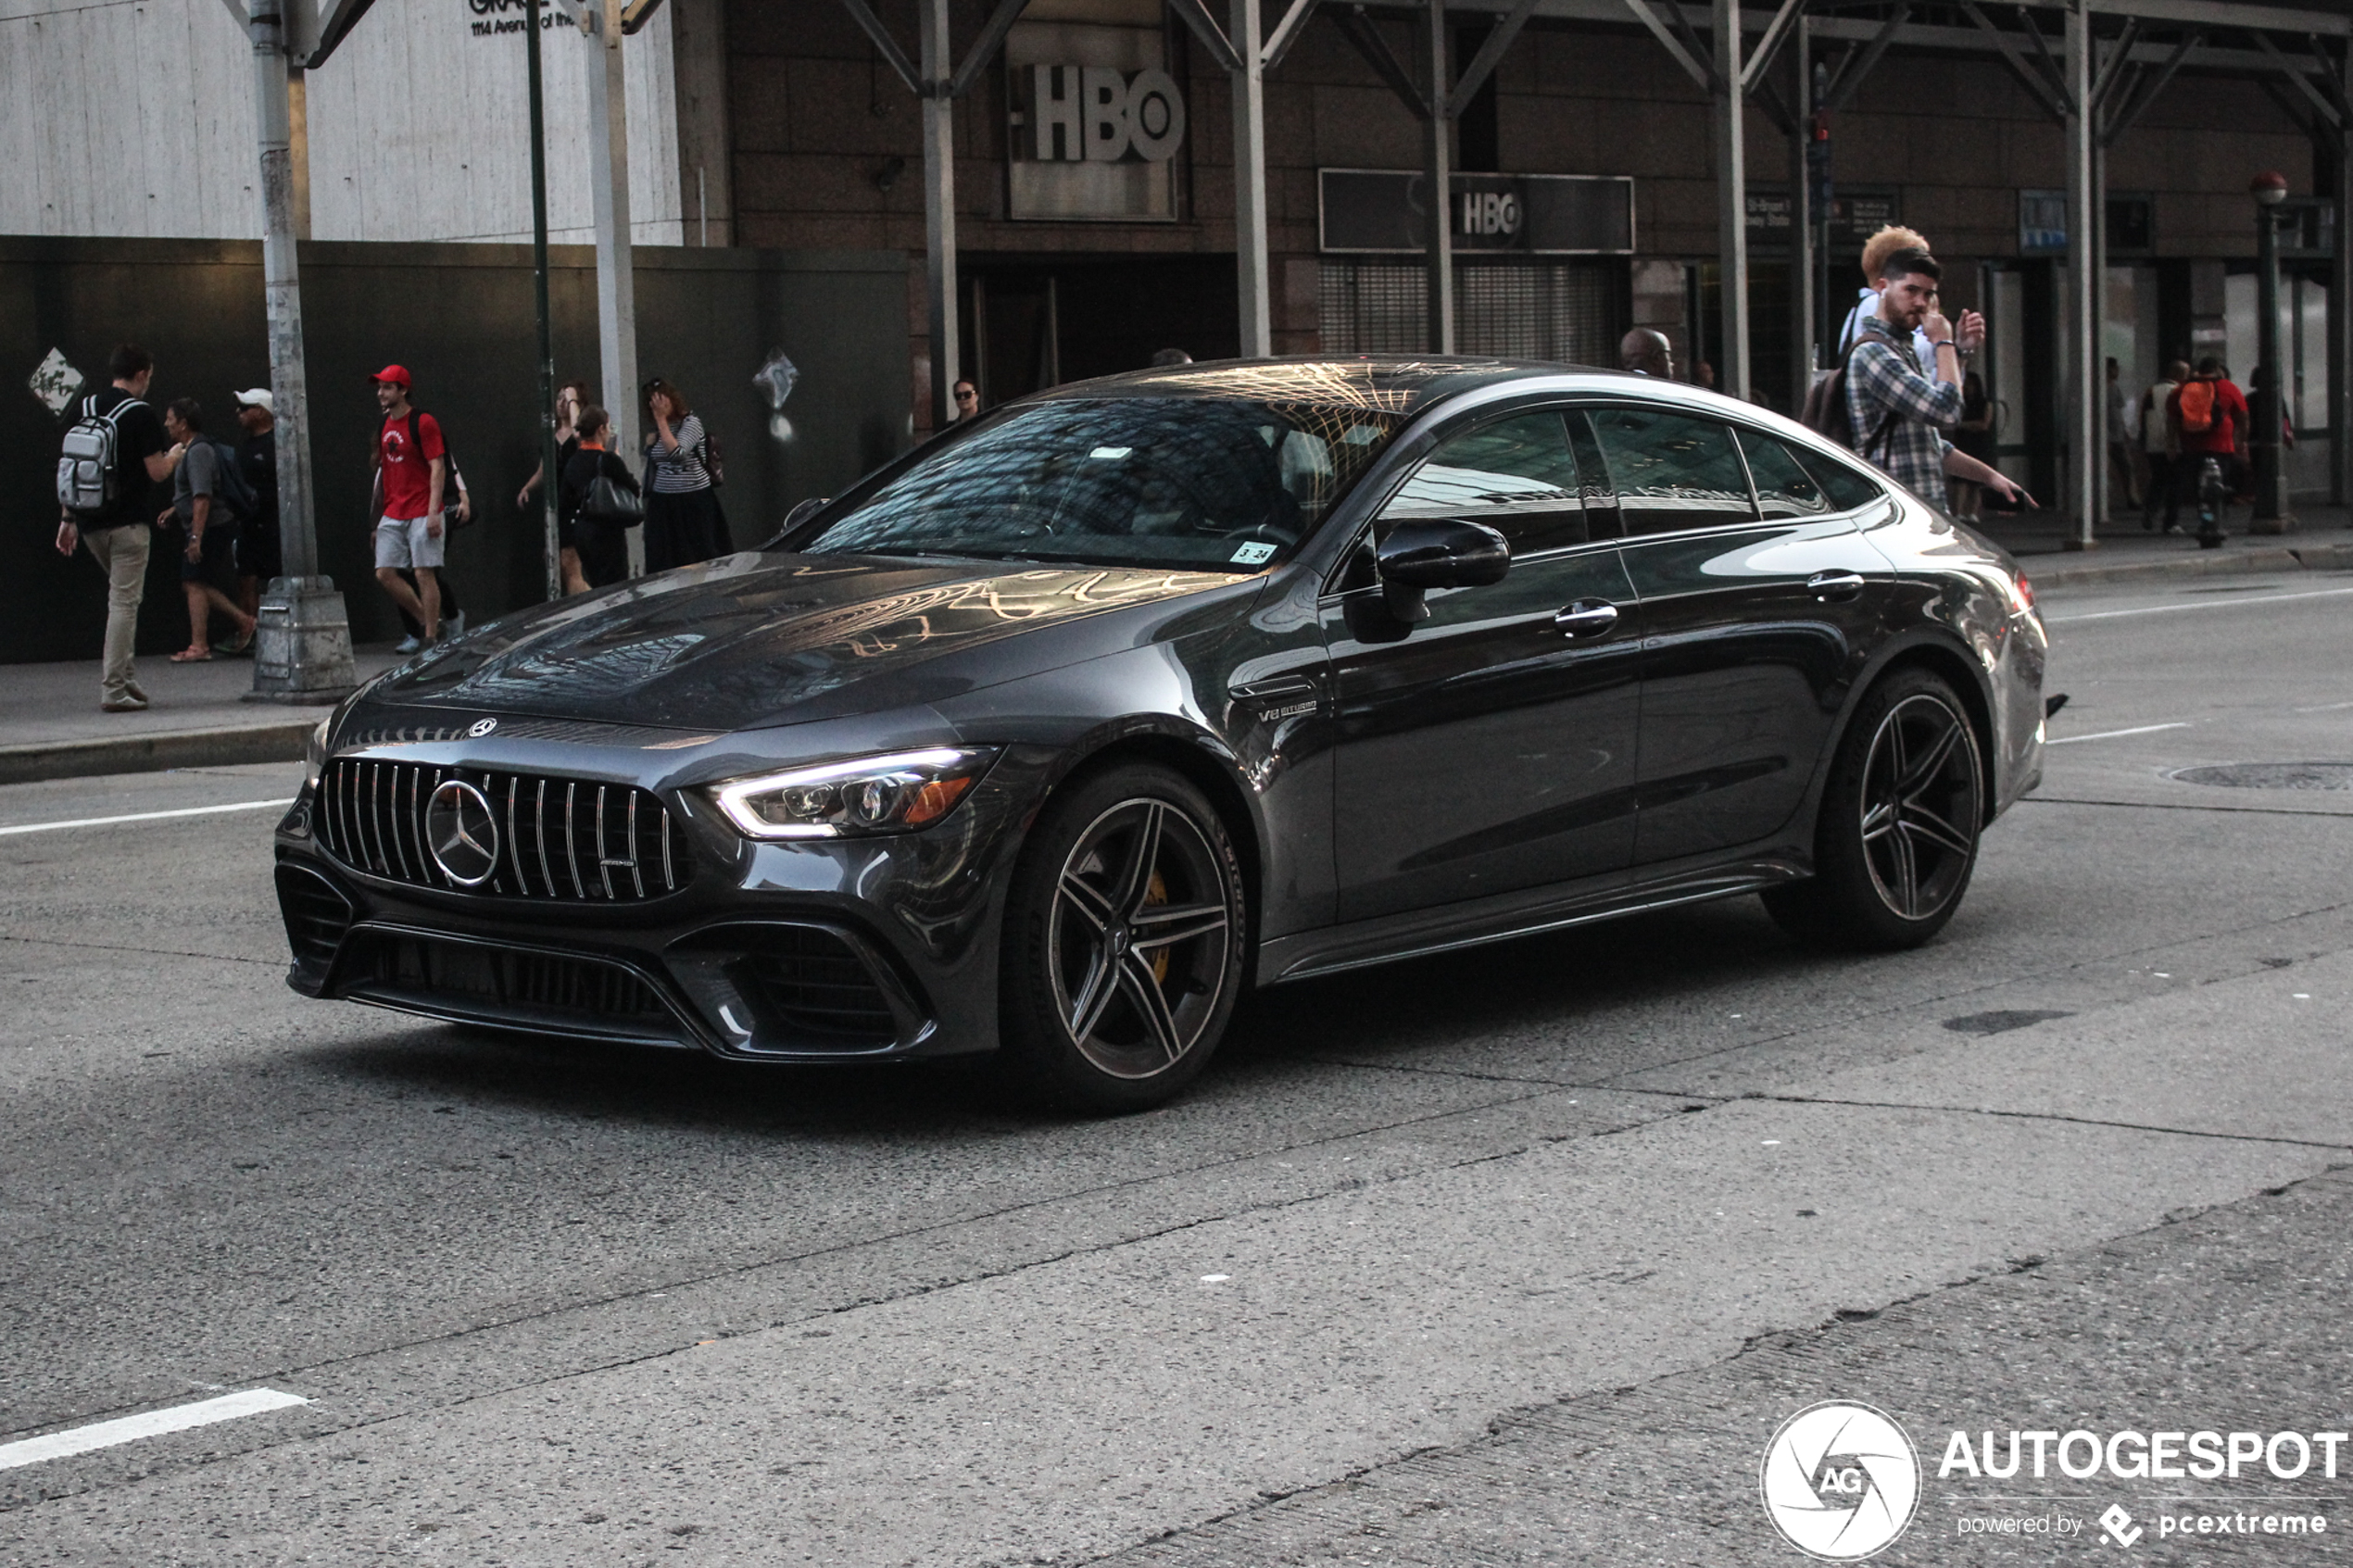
[2016,540,2353,588]
[0,721,314,787]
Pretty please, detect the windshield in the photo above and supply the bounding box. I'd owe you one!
[799,397,1405,571]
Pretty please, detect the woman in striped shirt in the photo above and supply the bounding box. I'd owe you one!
[641,377,729,572]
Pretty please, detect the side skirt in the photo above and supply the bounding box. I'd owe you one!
[1255,856,1809,987]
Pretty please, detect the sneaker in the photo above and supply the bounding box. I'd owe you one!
[126,682,149,705]
[395,633,424,655]
[101,692,149,713]
[447,609,467,639]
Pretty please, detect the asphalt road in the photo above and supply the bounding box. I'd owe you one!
[2,570,2350,1566]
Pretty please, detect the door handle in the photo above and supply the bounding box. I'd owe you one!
[1807,571,1868,602]
[1553,599,1621,639]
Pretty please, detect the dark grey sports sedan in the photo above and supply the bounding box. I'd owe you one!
[274,358,2046,1110]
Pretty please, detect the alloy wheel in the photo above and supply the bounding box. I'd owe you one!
[1858,693,1982,922]
[1047,797,1235,1081]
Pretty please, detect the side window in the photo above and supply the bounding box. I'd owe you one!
[1378,411,1588,556]
[1737,431,1830,520]
[1586,407,1757,533]
[1793,445,1888,511]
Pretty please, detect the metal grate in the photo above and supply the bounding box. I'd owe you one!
[314,759,690,901]
[274,863,354,971]
[743,927,899,1046]
[346,930,680,1031]
[1320,260,1617,364]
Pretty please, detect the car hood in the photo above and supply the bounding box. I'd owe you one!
[369,553,1248,732]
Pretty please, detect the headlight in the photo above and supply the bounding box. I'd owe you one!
[708,746,998,840]
[304,718,331,790]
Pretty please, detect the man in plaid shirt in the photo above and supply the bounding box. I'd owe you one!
[1846,248,2023,512]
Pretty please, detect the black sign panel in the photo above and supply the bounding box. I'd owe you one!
[1319,169,1635,256]
[1744,185,1904,253]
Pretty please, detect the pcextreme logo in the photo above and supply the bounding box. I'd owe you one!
[1761,1401,1923,1560]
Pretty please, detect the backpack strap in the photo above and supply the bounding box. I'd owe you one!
[1842,332,1903,460]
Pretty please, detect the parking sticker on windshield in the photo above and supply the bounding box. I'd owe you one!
[1230,541,1277,565]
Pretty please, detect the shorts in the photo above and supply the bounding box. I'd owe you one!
[373,514,446,571]
[179,520,240,587]
[237,513,282,581]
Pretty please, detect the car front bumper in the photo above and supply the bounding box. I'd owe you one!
[271,741,1058,1063]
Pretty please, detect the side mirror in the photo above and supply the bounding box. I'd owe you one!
[1375,518,1510,621]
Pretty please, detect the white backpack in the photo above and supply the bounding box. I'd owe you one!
[57,393,140,517]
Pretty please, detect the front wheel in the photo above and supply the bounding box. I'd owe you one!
[1764,669,1985,950]
[998,763,1249,1112]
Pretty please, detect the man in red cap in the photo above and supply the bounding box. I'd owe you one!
[370,365,445,645]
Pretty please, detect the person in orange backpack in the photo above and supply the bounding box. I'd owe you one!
[2166,358,2247,530]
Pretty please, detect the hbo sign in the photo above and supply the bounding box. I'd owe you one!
[1028,65,1187,162]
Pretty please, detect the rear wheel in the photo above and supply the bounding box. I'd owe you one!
[998,764,1248,1112]
[1764,668,1984,950]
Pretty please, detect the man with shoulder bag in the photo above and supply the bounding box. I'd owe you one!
[55,345,177,711]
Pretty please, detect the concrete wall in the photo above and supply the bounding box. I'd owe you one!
[0,0,683,245]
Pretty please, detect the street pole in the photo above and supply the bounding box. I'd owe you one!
[1711,0,1749,402]
[1812,57,1832,364]
[1787,18,1816,407]
[2251,169,2293,532]
[527,0,561,600]
[585,0,641,572]
[1231,0,1271,358]
[246,0,355,703]
[1423,0,1453,355]
[2062,0,2096,549]
[919,0,960,425]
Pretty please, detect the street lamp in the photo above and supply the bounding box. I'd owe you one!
[2250,169,2293,532]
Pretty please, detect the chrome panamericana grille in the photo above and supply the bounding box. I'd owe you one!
[315,759,690,901]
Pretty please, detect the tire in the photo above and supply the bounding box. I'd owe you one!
[1764,668,1985,950]
[997,763,1249,1112]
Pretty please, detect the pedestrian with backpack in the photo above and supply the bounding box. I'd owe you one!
[55,345,175,711]
[2168,358,2248,539]
[157,397,259,661]
[1835,249,2029,512]
[368,365,446,646]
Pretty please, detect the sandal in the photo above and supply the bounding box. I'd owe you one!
[169,646,214,662]
[219,624,256,656]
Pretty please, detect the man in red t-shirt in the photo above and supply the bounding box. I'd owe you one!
[370,365,446,644]
[2166,357,2249,523]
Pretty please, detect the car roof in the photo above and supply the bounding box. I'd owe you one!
[1031,356,1618,417]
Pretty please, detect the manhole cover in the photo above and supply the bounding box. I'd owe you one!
[2171,762,2353,791]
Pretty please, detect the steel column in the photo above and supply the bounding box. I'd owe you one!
[1788,15,1816,399]
[2064,0,2097,546]
[1713,0,1751,400]
[921,0,960,421]
[585,0,640,467]
[246,0,354,701]
[1232,0,1272,355]
[2335,118,2352,506]
[1424,0,1453,353]
[527,0,560,601]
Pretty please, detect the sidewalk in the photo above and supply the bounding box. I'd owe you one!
[1976,501,2353,585]
[0,646,405,786]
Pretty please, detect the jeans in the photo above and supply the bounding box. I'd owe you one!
[82,523,151,701]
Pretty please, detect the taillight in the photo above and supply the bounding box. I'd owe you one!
[2008,571,2036,614]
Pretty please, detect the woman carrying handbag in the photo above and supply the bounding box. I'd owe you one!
[641,376,728,572]
[560,405,641,589]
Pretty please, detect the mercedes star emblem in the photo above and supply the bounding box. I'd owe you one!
[467,717,499,738]
[425,779,501,886]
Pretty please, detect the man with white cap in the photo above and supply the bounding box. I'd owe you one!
[232,387,280,629]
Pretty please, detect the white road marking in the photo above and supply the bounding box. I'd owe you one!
[2045,722,2191,746]
[2045,584,2353,623]
[0,799,292,837]
[0,1389,308,1472]
[2294,699,2353,712]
